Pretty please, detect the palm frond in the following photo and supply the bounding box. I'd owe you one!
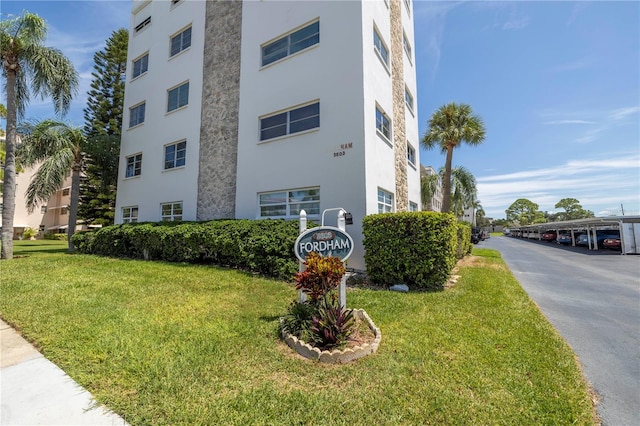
[25,149,74,212]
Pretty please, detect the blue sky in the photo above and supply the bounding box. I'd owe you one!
[2,1,639,219]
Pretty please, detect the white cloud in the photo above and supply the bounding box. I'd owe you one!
[608,106,640,121]
[502,16,530,30]
[477,154,640,218]
[544,120,596,125]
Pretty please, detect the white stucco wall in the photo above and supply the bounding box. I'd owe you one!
[115,0,206,222]
[235,0,369,269]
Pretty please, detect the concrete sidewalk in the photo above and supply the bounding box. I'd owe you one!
[0,319,129,425]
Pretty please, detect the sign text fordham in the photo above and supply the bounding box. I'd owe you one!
[294,226,354,262]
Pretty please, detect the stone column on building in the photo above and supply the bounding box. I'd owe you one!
[389,0,408,212]
[196,0,243,220]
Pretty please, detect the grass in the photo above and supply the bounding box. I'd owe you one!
[1,241,597,425]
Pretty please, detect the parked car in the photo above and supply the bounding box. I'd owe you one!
[541,231,557,242]
[577,230,620,247]
[603,237,621,251]
[557,232,582,245]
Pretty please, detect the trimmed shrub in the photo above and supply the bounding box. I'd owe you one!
[457,222,473,259]
[362,212,458,291]
[74,219,310,280]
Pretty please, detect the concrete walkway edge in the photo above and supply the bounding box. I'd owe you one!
[1,319,129,425]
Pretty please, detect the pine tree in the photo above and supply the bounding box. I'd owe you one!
[79,28,128,225]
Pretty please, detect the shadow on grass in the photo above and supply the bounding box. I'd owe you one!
[13,241,69,256]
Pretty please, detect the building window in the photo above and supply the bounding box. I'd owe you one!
[407,143,416,167]
[161,202,183,221]
[125,153,142,178]
[170,26,192,57]
[129,102,145,127]
[122,206,139,223]
[39,225,45,232]
[376,105,391,140]
[405,87,414,113]
[373,27,389,66]
[62,188,70,196]
[40,206,47,214]
[260,102,319,141]
[164,141,186,169]
[259,188,320,218]
[135,16,151,33]
[403,32,412,62]
[409,202,418,212]
[262,20,319,66]
[167,81,189,112]
[61,207,69,215]
[378,188,394,213]
[132,53,148,79]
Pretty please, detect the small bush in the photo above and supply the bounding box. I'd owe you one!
[282,254,355,350]
[44,232,67,241]
[362,212,458,291]
[22,227,37,239]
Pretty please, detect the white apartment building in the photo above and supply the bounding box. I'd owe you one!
[115,0,421,270]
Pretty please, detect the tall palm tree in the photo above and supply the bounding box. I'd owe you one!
[1,12,78,259]
[421,103,486,213]
[19,120,85,252]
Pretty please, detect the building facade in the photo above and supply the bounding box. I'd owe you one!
[115,0,421,270]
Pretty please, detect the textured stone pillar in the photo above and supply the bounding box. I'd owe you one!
[197,0,243,220]
[389,0,408,211]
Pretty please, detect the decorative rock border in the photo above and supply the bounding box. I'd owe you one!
[281,309,382,364]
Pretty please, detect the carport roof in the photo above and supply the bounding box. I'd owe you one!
[513,215,640,231]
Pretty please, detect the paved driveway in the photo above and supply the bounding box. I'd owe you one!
[480,236,640,426]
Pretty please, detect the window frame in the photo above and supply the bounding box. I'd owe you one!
[258,187,320,219]
[132,52,149,79]
[129,102,146,128]
[407,143,416,167]
[378,188,394,213]
[259,101,320,142]
[167,81,189,112]
[62,188,70,196]
[373,26,389,68]
[134,16,151,33]
[161,202,183,221]
[261,20,320,67]
[376,104,392,142]
[402,31,413,63]
[125,153,143,178]
[164,140,187,170]
[409,202,418,212]
[404,86,414,114]
[122,206,139,224]
[170,25,192,58]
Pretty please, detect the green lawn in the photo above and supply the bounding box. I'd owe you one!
[1,241,597,425]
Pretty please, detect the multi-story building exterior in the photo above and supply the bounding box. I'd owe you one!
[0,161,82,239]
[115,0,421,270]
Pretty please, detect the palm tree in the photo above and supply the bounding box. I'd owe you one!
[421,103,486,213]
[445,166,477,218]
[1,12,78,259]
[19,120,85,252]
[420,169,440,211]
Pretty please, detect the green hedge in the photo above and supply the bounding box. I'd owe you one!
[72,219,310,280]
[362,212,460,291]
[457,221,473,258]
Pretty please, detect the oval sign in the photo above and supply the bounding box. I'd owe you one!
[294,226,354,262]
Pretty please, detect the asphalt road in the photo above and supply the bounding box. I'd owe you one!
[479,236,640,426]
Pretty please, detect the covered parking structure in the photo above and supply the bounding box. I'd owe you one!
[509,215,640,254]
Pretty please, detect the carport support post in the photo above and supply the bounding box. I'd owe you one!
[298,210,307,303]
[338,210,347,309]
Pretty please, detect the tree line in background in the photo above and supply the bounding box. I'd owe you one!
[505,197,594,226]
[1,10,127,258]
